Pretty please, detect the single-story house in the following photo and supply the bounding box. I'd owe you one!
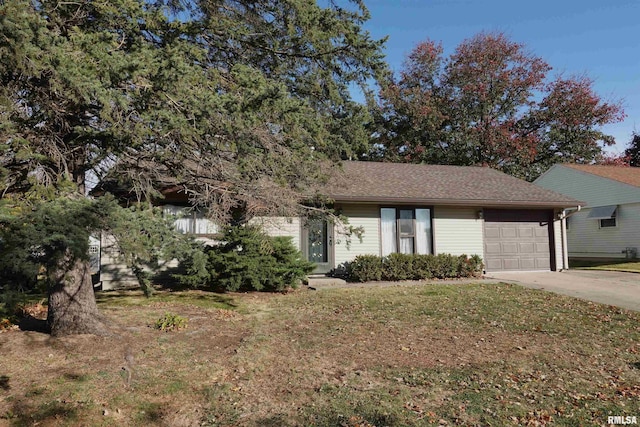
[97,161,581,288]
[534,164,640,260]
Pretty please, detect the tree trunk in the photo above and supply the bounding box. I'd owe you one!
[47,254,109,337]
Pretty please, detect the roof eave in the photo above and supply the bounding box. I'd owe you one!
[327,195,583,209]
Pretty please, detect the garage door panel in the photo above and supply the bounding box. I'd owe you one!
[485,242,502,254]
[502,242,518,254]
[484,228,500,238]
[535,243,549,253]
[503,258,520,270]
[485,259,503,270]
[500,227,517,238]
[535,228,548,237]
[519,242,535,253]
[535,258,550,269]
[518,227,533,238]
[484,209,552,272]
[520,258,535,269]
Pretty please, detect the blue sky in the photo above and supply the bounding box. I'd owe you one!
[359,0,639,153]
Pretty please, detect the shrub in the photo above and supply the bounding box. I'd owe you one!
[382,253,414,281]
[343,253,483,282]
[458,254,484,278]
[411,255,435,280]
[345,255,383,282]
[177,225,314,292]
[154,313,188,331]
[433,253,459,279]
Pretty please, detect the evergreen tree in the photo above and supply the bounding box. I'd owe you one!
[0,0,385,335]
[625,132,640,167]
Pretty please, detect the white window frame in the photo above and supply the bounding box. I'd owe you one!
[380,207,433,256]
[163,205,219,236]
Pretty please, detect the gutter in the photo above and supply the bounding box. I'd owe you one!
[326,195,581,209]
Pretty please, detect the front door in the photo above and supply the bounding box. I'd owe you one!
[303,219,334,274]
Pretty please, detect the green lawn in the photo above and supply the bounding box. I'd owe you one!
[1,283,639,426]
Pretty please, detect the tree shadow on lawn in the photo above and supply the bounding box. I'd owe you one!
[0,375,9,390]
[18,315,49,334]
[95,287,239,312]
[8,400,78,427]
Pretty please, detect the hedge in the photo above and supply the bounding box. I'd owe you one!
[339,253,483,282]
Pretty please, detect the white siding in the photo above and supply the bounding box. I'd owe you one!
[567,202,640,259]
[535,165,640,260]
[251,217,301,250]
[99,233,138,290]
[433,207,484,257]
[535,165,640,207]
[333,204,381,266]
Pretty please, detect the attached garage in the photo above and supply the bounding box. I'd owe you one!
[483,209,554,272]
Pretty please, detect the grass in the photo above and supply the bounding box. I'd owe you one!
[1,283,639,426]
[570,259,640,272]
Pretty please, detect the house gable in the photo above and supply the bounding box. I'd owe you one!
[535,164,640,207]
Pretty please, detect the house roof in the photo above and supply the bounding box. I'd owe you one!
[562,164,640,188]
[320,161,581,208]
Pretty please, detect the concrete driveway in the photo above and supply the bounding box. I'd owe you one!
[486,270,640,312]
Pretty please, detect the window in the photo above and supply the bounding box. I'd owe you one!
[587,205,617,229]
[600,218,616,228]
[381,207,432,256]
[163,205,218,235]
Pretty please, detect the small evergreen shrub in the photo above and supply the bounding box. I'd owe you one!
[458,254,484,278]
[343,253,483,282]
[382,253,414,281]
[345,255,383,282]
[411,255,435,280]
[176,225,314,292]
[433,253,459,279]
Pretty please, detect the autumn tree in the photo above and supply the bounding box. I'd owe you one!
[0,0,385,336]
[373,32,624,180]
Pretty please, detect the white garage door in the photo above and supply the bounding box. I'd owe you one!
[484,209,553,272]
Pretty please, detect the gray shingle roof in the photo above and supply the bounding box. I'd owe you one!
[320,161,581,208]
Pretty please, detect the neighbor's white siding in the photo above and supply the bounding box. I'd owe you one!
[535,165,640,207]
[567,202,640,259]
[535,165,640,259]
[333,204,381,266]
[251,217,301,250]
[432,206,484,257]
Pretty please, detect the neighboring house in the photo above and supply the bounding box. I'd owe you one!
[534,164,640,260]
[98,161,580,288]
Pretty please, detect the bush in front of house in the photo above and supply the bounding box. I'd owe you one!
[343,253,483,282]
[344,254,384,282]
[175,225,314,292]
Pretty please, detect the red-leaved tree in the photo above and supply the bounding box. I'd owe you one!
[373,32,625,180]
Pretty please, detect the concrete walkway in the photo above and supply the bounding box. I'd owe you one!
[486,270,640,312]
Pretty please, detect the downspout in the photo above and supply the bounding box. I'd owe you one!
[560,211,568,271]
